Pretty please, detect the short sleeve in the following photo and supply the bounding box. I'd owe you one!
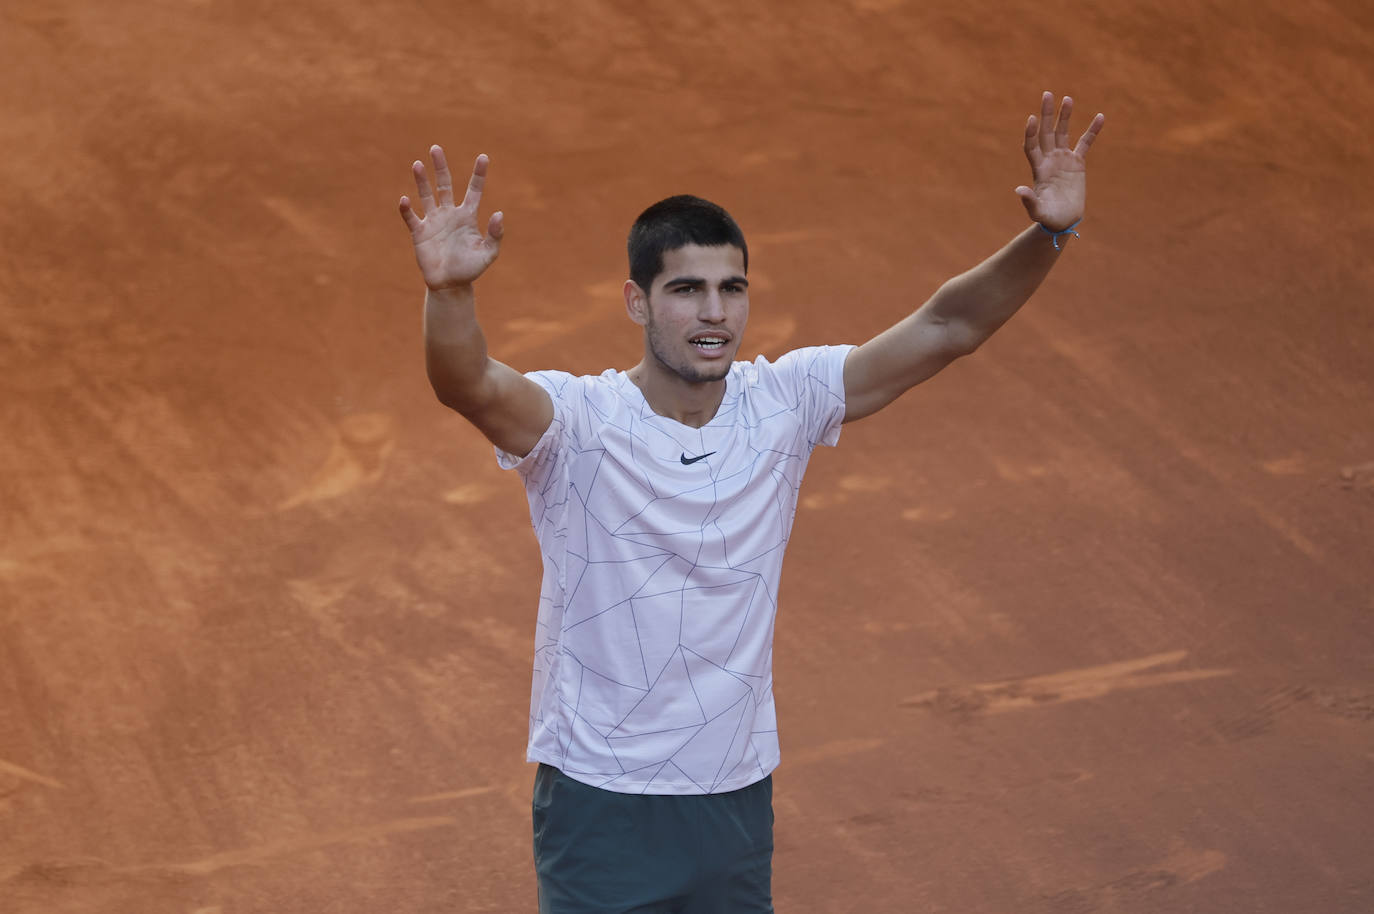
[494,370,580,483]
[768,344,854,448]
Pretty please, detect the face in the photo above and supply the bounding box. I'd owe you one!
[627,244,749,384]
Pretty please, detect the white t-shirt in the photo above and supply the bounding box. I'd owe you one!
[496,344,853,794]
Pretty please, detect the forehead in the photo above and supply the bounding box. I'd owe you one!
[654,244,746,285]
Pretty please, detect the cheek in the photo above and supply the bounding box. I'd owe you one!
[650,305,690,332]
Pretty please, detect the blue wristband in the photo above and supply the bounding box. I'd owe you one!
[1038,219,1081,250]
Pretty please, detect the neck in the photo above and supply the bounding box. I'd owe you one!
[626,359,727,428]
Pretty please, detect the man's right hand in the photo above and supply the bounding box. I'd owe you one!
[404,146,553,459]
[399,146,504,291]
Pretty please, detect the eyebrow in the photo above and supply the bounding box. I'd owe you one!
[663,275,749,288]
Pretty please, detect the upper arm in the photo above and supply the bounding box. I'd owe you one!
[842,301,971,424]
[439,358,554,458]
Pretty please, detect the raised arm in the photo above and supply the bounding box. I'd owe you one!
[842,92,1105,423]
[400,146,552,457]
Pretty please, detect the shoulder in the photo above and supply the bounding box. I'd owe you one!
[733,346,854,445]
[525,368,624,403]
[737,345,855,391]
[495,368,626,471]
[523,368,640,436]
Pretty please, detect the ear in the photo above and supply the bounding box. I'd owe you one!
[624,280,649,327]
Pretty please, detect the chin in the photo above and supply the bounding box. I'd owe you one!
[648,339,733,385]
[673,362,730,384]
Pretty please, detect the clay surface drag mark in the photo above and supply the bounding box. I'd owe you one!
[1039,843,1227,912]
[408,785,497,804]
[801,473,893,510]
[1213,685,1314,742]
[1340,460,1374,490]
[788,737,886,767]
[1032,324,1332,563]
[902,650,1233,717]
[1215,684,1374,742]
[442,482,499,505]
[280,413,395,509]
[1310,686,1374,722]
[0,758,64,790]
[498,288,619,359]
[133,814,457,877]
[2,816,458,888]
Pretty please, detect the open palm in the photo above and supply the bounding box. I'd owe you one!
[399,147,504,291]
[1015,93,1105,232]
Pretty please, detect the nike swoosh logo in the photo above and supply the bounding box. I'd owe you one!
[680,451,716,465]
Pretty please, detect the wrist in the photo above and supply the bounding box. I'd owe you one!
[1035,218,1081,250]
[426,282,475,303]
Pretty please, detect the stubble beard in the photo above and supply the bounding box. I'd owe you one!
[645,315,732,385]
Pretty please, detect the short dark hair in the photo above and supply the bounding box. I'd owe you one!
[627,195,748,292]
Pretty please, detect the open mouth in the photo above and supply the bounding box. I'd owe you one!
[690,335,729,352]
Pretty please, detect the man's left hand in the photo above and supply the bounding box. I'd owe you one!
[1015,92,1105,233]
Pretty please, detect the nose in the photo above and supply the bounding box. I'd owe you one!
[699,289,726,322]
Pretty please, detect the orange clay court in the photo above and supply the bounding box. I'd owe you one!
[2,1,1372,912]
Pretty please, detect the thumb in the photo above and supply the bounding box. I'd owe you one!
[399,196,423,233]
[1014,186,1037,218]
[487,211,505,243]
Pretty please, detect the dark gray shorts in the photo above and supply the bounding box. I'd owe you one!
[532,764,774,913]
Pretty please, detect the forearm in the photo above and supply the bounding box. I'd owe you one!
[927,224,1063,352]
[423,284,493,410]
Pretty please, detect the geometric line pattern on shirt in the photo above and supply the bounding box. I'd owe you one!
[500,345,852,794]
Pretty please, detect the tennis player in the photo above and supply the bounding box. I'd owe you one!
[399,91,1104,913]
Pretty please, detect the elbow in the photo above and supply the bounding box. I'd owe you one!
[940,320,986,359]
[432,385,464,412]
[429,371,481,415]
[431,383,490,418]
[426,352,486,414]
[923,283,987,358]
